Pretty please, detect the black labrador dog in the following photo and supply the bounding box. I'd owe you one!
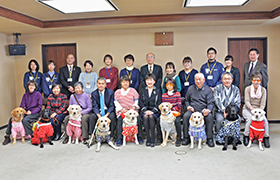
[222,104,240,151]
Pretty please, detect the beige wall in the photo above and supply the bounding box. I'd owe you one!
[0,33,17,126]
[11,24,280,121]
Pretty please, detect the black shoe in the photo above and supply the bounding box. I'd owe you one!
[146,141,151,147]
[2,135,11,145]
[150,143,155,147]
[182,138,190,146]
[155,140,162,146]
[243,136,249,146]
[137,137,144,145]
[263,137,270,148]
[175,138,181,147]
[216,140,223,146]
[62,136,69,144]
[207,139,215,147]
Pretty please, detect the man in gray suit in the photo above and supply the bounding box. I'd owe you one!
[244,48,268,89]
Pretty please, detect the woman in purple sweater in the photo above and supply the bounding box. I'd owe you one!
[3,80,42,145]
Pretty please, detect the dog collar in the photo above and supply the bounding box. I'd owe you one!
[69,121,81,127]
[12,122,20,127]
[41,117,50,121]
[189,125,204,132]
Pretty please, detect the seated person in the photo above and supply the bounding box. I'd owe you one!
[114,76,143,146]
[3,80,42,145]
[120,54,140,91]
[214,72,241,144]
[23,59,43,93]
[242,72,270,148]
[139,73,162,147]
[162,78,182,147]
[99,54,118,91]
[63,82,92,144]
[162,62,181,94]
[89,77,116,138]
[42,60,60,99]
[46,83,67,141]
[78,60,98,95]
[178,56,198,98]
[182,73,215,147]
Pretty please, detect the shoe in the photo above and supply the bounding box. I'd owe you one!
[216,140,223,146]
[116,139,123,146]
[175,138,181,147]
[62,136,69,144]
[155,140,162,146]
[263,137,270,148]
[2,135,11,145]
[243,136,249,146]
[83,138,89,145]
[137,137,144,145]
[207,139,215,147]
[150,143,155,147]
[54,133,61,141]
[182,137,190,146]
[146,141,151,147]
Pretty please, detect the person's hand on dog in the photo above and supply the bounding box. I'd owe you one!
[202,109,210,116]
[132,106,137,110]
[120,109,127,114]
[187,106,194,112]
[26,110,32,115]
[51,113,57,119]
[223,111,228,118]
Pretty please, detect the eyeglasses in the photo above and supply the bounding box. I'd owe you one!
[252,79,261,83]
[207,52,215,55]
[147,56,154,58]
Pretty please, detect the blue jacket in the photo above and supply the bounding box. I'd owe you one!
[120,68,140,91]
[178,69,198,97]
[42,71,60,98]
[91,88,115,115]
[200,60,224,88]
[23,71,43,93]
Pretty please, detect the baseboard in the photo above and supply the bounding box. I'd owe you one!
[0,124,8,130]
[268,120,280,123]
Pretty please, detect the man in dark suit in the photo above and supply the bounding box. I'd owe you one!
[140,53,163,89]
[59,54,81,99]
[244,48,268,89]
[89,77,116,137]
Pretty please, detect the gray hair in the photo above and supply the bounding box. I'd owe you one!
[97,77,106,83]
[194,73,205,79]
[221,72,233,79]
[146,52,155,58]
[74,82,83,89]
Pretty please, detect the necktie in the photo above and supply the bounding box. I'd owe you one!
[248,62,254,77]
[149,66,152,73]
[100,92,105,117]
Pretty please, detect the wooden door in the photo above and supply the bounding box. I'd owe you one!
[42,43,77,73]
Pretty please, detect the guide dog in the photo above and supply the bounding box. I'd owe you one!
[66,105,83,144]
[122,109,139,146]
[189,112,206,150]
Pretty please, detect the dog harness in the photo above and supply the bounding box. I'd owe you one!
[216,119,240,144]
[249,120,265,142]
[122,125,138,142]
[68,119,81,127]
[96,130,112,143]
[188,125,207,141]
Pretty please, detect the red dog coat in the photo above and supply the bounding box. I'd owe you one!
[31,121,54,145]
[249,120,265,142]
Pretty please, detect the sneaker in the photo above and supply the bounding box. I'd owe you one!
[137,137,144,145]
[116,139,123,146]
[2,135,11,145]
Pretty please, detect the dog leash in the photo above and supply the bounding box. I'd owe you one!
[53,116,59,126]
[222,119,239,127]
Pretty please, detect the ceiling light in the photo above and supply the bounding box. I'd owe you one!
[183,0,250,7]
[37,0,118,14]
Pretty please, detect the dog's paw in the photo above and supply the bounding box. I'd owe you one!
[222,147,227,151]
[95,148,100,152]
[161,143,166,147]
[22,139,25,143]
[232,146,237,151]
[198,146,202,150]
[115,147,120,150]
[49,141,54,145]
[135,141,139,145]
[40,144,44,148]
[246,145,251,149]
[260,147,264,151]
[12,142,16,146]
[190,145,194,149]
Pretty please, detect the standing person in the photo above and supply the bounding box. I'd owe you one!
[242,72,270,147]
[119,54,140,91]
[62,82,92,144]
[162,78,182,147]
[224,55,240,87]
[79,60,98,95]
[162,62,181,94]
[23,59,43,93]
[59,54,81,99]
[99,54,118,91]
[46,83,67,141]
[243,48,268,89]
[200,47,224,91]
[3,80,42,145]
[89,77,116,139]
[140,53,163,89]
[178,57,198,97]
[42,60,60,98]
[139,73,162,147]
[114,76,143,146]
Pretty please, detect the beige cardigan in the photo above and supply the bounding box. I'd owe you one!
[244,86,266,110]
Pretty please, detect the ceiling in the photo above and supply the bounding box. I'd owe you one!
[0,0,280,34]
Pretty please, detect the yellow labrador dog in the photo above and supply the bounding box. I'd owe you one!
[159,102,177,147]
[189,112,207,150]
[122,109,139,146]
[95,117,119,152]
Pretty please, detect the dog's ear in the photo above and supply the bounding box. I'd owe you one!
[78,105,82,112]
[67,106,72,113]
[135,111,139,117]
[158,103,163,111]
[125,111,130,119]
[168,103,173,110]
[262,110,266,115]
[97,118,100,127]
[107,118,111,125]
[190,114,193,122]
[11,108,17,117]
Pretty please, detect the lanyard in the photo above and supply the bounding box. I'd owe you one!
[85,72,93,83]
[126,68,133,79]
[48,74,56,84]
[30,71,38,81]
[207,61,217,75]
[184,69,192,82]
[105,67,112,78]
[69,66,73,78]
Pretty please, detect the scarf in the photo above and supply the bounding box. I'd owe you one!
[250,85,262,99]
[166,72,176,80]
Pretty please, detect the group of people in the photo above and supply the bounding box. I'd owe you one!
[2,47,270,149]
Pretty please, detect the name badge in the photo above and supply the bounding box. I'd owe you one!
[184,82,189,86]
[86,83,91,89]
[49,85,52,89]
[106,79,111,83]
[205,69,210,74]
[130,80,133,84]
[67,78,73,82]
[29,76,33,80]
[207,75,213,80]
[46,77,50,82]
